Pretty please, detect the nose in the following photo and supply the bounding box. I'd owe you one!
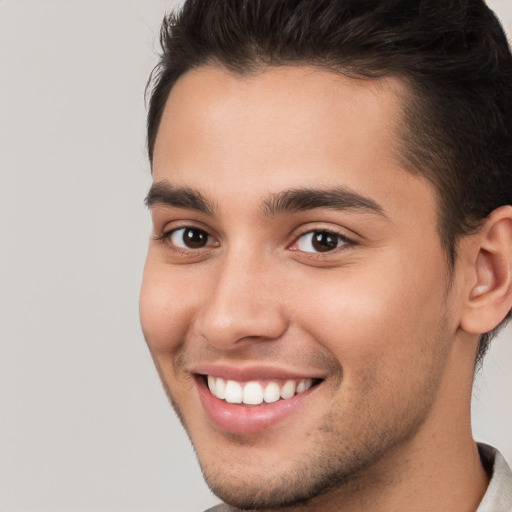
[195,252,288,349]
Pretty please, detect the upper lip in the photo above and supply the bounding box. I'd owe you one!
[191,363,326,382]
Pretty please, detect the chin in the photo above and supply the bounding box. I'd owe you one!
[202,468,328,510]
[196,440,392,511]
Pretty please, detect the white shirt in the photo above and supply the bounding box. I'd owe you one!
[477,444,512,512]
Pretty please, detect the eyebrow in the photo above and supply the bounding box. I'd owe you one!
[144,181,215,215]
[145,181,386,219]
[261,187,386,218]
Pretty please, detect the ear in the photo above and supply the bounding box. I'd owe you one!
[459,206,512,335]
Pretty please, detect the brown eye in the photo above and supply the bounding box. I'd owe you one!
[296,230,347,253]
[170,227,211,249]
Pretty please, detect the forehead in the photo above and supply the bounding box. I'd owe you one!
[154,65,407,174]
[152,65,434,222]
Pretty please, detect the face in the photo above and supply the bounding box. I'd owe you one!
[140,66,465,510]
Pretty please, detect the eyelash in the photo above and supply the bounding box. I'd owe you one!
[290,228,355,256]
[154,226,356,257]
[153,226,216,254]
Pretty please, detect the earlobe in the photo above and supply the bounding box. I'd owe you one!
[460,206,512,335]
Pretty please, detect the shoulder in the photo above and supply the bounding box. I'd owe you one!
[477,443,512,512]
[203,505,235,512]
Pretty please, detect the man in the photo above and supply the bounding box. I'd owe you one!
[139,0,512,510]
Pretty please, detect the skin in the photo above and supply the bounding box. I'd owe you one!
[140,66,509,511]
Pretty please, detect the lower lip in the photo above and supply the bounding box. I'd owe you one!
[196,377,318,434]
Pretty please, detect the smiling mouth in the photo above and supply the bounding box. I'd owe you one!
[202,375,322,406]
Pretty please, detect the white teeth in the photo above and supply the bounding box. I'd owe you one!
[296,379,313,394]
[215,377,226,399]
[280,380,296,399]
[263,382,281,403]
[243,381,264,405]
[207,375,216,394]
[296,380,307,394]
[224,380,243,403]
[207,376,315,404]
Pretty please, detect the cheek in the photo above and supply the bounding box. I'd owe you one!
[293,252,449,369]
[139,261,195,353]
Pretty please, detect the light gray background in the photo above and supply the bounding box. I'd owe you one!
[0,1,511,511]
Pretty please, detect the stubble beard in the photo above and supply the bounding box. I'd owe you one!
[196,402,435,511]
[169,363,445,512]
[151,317,452,511]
